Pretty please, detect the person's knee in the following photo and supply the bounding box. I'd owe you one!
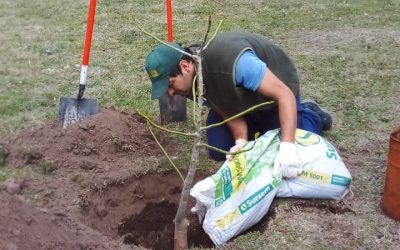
[297,107,323,135]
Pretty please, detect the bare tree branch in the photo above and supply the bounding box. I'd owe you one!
[202,20,223,51]
[200,101,275,131]
[135,22,193,58]
[146,121,185,182]
[198,139,257,156]
[200,15,212,50]
[137,111,196,137]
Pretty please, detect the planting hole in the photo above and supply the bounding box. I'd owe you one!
[81,171,214,249]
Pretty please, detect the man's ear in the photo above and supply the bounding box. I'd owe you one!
[179,60,191,73]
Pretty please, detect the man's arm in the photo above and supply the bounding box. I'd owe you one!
[257,69,302,178]
[256,69,297,143]
[234,50,297,142]
[215,55,297,153]
[211,105,248,141]
[234,50,301,177]
[226,117,248,141]
[211,106,248,161]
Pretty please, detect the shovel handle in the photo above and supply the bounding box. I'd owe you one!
[82,0,96,67]
[78,0,97,99]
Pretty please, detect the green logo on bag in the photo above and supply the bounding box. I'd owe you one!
[295,129,320,146]
[238,184,274,214]
[331,175,351,187]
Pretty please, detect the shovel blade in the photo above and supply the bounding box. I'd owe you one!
[58,97,98,129]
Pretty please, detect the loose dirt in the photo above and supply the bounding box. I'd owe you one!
[0,107,214,249]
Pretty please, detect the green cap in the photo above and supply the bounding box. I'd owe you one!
[145,43,183,99]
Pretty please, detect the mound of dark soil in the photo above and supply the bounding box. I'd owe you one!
[3,106,172,176]
[0,107,214,249]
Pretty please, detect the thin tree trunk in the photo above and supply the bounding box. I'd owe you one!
[174,217,189,250]
[173,56,204,250]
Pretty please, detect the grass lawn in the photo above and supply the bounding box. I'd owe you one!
[1,0,400,249]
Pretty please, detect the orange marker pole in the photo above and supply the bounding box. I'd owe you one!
[160,0,186,124]
[166,0,173,42]
[78,0,97,100]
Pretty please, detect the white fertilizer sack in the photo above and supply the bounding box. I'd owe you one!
[276,129,351,200]
[190,129,351,246]
[190,130,281,246]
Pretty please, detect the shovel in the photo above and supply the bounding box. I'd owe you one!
[59,0,98,129]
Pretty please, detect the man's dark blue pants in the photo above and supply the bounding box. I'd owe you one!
[206,95,323,161]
